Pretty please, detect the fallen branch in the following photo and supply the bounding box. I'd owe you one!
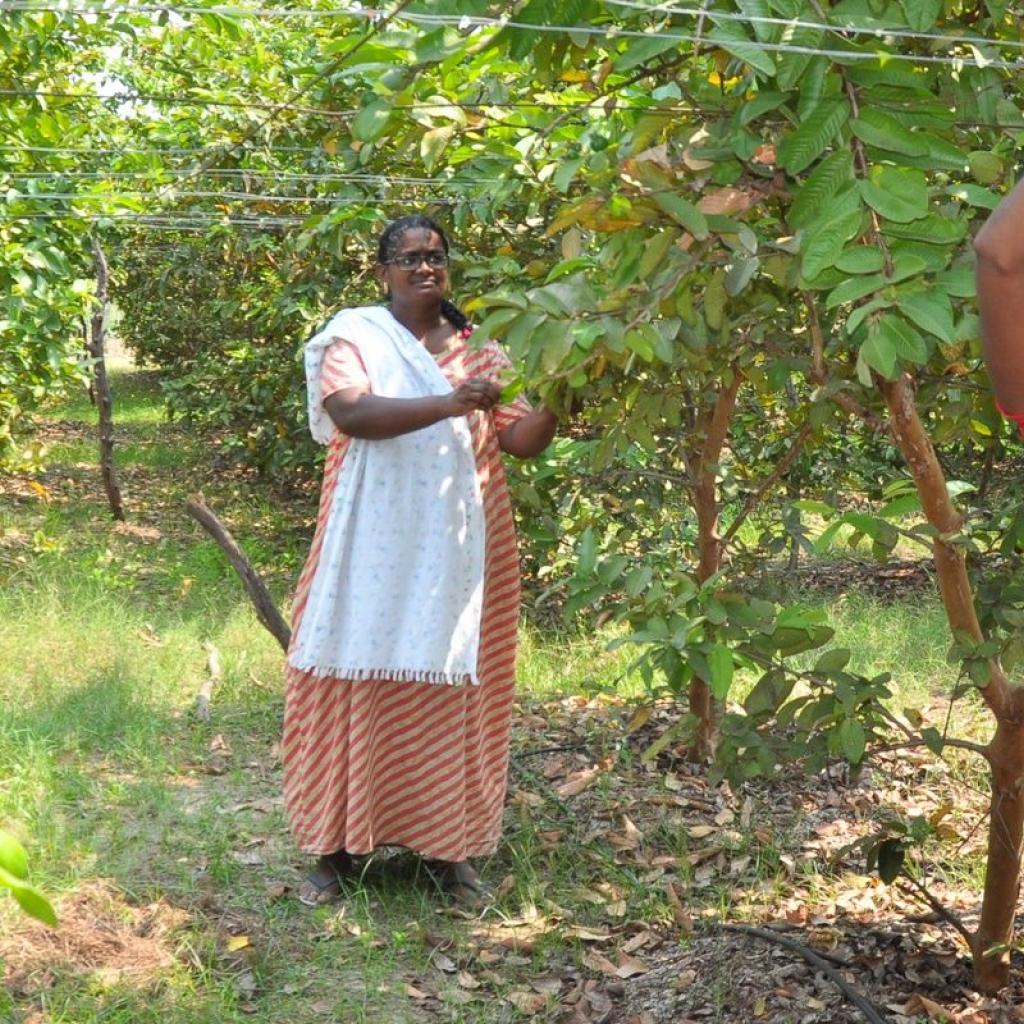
[721,923,890,1024]
[897,876,974,950]
[194,642,222,722]
[185,494,291,653]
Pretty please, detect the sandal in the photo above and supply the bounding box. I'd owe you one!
[424,860,493,911]
[297,852,355,907]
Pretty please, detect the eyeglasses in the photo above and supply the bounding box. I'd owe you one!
[386,250,449,270]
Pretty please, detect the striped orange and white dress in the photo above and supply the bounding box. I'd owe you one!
[281,333,531,861]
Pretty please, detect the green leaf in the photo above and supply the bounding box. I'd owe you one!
[814,647,851,674]
[577,528,597,576]
[934,268,976,298]
[12,882,58,928]
[921,726,945,755]
[638,228,678,278]
[652,193,708,239]
[846,297,892,337]
[860,320,898,379]
[614,34,681,71]
[708,23,776,75]
[897,291,955,343]
[0,831,29,880]
[351,100,391,143]
[968,150,1003,185]
[419,125,455,173]
[850,109,927,157]
[775,25,824,91]
[877,838,905,883]
[878,313,929,366]
[737,0,777,42]
[789,151,855,229]
[836,247,884,274]
[945,183,1000,211]
[825,274,885,309]
[858,166,929,223]
[725,256,760,296]
[739,91,787,126]
[801,193,863,280]
[838,717,867,764]
[707,643,734,700]
[553,159,583,194]
[744,669,795,716]
[777,98,849,175]
[900,0,941,30]
[883,214,967,246]
[0,864,57,927]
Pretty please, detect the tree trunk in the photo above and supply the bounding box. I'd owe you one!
[687,370,741,760]
[973,719,1024,994]
[879,374,1024,994]
[88,239,126,521]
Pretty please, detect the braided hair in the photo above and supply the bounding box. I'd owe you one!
[376,215,471,334]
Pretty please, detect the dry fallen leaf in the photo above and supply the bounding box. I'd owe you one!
[557,766,602,798]
[615,953,649,979]
[582,950,619,977]
[456,970,480,990]
[226,935,251,952]
[903,994,953,1021]
[507,989,548,1014]
[430,950,457,973]
[404,984,429,1000]
[529,975,563,995]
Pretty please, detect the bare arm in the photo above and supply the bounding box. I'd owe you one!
[323,378,501,440]
[975,178,1024,413]
[498,406,558,458]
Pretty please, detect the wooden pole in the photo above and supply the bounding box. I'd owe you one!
[88,239,126,521]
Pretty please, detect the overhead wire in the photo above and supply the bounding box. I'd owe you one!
[2,170,504,184]
[602,0,1024,52]
[1,3,1023,67]
[0,0,1021,51]
[2,190,463,202]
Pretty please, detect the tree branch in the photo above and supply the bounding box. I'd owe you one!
[720,924,890,1024]
[897,876,975,949]
[185,494,292,653]
[721,419,814,547]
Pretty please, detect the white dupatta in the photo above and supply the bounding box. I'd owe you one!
[288,305,485,685]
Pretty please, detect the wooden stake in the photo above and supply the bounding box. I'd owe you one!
[194,642,223,722]
[88,239,126,521]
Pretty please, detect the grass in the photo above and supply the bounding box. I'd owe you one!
[0,367,1001,1023]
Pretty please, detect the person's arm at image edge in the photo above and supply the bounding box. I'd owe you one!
[975,177,1024,414]
[498,406,558,458]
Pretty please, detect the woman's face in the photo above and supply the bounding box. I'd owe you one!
[376,228,449,306]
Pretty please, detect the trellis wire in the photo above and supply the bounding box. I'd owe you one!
[1,3,1022,68]
[2,170,503,184]
[603,0,1024,52]
[0,0,1020,52]
[2,190,463,202]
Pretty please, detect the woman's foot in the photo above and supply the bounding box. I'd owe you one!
[297,850,355,907]
[425,859,493,910]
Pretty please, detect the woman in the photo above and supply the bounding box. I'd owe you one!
[282,214,558,907]
[976,177,1024,434]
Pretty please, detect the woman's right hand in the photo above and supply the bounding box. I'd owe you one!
[444,378,501,417]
